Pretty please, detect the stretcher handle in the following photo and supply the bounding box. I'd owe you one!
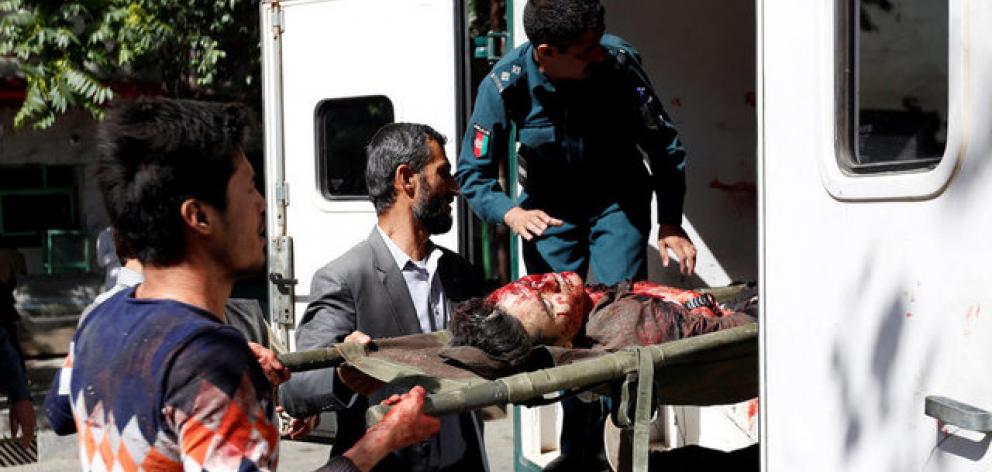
[366,347,633,426]
[366,380,512,425]
[278,346,345,372]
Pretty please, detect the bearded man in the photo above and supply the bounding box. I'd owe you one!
[279,123,488,472]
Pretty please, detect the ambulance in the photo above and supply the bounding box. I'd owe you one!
[259,0,992,469]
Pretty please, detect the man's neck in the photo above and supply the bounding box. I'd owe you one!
[136,262,232,321]
[378,212,431,262]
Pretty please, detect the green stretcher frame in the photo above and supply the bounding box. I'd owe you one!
[277,284,758,472]
[278,323,757,416]
[278,323,757,472]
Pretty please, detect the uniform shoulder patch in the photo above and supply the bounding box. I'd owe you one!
[488,72,505,93]
[488,58,526,94]
[472,124,491,159]
[601,34,641,62]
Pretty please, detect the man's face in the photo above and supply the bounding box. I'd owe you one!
[412,140,459,235]
[213,152,267,278]
[539,27,607,81]
[486,272,590,346]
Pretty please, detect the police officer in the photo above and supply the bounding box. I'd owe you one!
[456,0,696,284]
[455,0,697,469]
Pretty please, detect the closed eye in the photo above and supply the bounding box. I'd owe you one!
[541,297,554,317]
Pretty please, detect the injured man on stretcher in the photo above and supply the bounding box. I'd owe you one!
[446,271,756,373]
[310,271,757,395]
[312,273,758,470]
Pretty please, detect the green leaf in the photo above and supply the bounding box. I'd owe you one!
[7,0,260,128]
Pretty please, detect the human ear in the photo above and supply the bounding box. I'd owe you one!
[180,200,211,234]
[395,164,417,197]
[535,43,556,61]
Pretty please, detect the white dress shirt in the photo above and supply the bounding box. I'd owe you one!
[375,226,473,467]
[376,226,448,333]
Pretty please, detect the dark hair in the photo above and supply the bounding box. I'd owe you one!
[449,298,532,365]
[111,227,135,264]
[365,123,447,215]
[523,0,605,50]
[97,98,251,266]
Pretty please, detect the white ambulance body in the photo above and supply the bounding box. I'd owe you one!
[260,0,992,469]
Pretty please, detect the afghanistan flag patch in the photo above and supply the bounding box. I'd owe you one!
[473,124,491,159]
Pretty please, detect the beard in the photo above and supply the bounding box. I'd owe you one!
[413,176,454,235]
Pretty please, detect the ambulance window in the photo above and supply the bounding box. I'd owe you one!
[315,96,394,199]
[841,0,947,172]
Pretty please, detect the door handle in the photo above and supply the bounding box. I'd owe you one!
[925,396,992,433]
[269,272,298,295]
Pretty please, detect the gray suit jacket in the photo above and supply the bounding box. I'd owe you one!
[280,229,486,472]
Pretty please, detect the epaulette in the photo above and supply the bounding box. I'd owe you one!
[601,34,665,131]
[485,54,527,95]
[601,34,643,69]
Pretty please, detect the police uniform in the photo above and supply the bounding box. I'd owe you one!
[456,34,687,284]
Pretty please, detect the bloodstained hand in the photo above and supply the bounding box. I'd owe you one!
[371,386,441,450]
[247,342,291,386]
[341,386,440,472]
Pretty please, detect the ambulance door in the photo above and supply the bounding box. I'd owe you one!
[761,0,992,470]
[261,0,464,346]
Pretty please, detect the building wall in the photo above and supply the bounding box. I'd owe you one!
[0,108,108,275]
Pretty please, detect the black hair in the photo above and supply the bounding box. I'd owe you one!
[365,123,447,215]
[449,298,532,365]
[523,0,605,50]
[111,227,135,264]
[97,97,251,266]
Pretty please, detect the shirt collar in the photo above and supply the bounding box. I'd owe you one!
[117,266,145,287]
[376,225,439,271]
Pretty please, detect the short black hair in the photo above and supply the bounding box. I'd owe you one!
[365,123,446,215]
[111,227,135,264]
[97,98,251,266]
[449,297,532,366]
[523,0,605,50]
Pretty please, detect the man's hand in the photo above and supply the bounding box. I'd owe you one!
[342,386,440,471]
[343,331,371,345]
[247,342,291,386]
[278,406,320,440]
[658,224,697,276]
[376,386,441,449]
[336,331,384,395]
[9,399,35,448]
[503,207,563,241]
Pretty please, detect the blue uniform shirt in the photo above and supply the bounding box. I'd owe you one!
[455,34,687,227]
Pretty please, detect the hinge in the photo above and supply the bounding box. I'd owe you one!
[270,1,284,39]
[275,181,290,207]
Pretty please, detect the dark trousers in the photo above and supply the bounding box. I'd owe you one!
[522,202,647,469]
[521,201,648,285]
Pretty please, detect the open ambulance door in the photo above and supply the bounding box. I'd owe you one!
[260,0,466,350]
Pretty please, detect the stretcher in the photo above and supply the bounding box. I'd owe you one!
[278,286,758,472]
